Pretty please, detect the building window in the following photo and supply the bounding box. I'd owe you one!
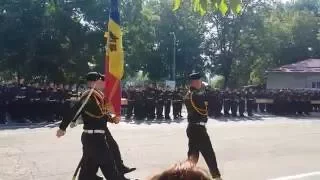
[311,81,320,88]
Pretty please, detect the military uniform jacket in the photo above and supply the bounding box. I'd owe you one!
[172,90,183,104]
[164,90,173,103]
[127,89,136,102]
[59,88,111,131]
[156,89,164,103]
[184,87,208,123]
[145,88,156,102]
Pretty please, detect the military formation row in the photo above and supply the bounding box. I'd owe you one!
[121,87,320,119]
[122,86,184,120]
[0,84,77,124]
[1,83,319,124]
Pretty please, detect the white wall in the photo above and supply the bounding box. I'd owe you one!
[266,72,320,89]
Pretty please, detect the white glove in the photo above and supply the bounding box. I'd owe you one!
[70,122,76,128]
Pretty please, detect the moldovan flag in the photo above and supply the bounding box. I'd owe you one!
[104,0,124,117]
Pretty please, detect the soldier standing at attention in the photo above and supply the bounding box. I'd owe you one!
[125,86,135,119]
[156,87,164,120]
[223,89,231,116]
[238,90,246,117]
[0,85,6,124]
[56,72,130,180]
[184,73,222,180]
[172,88,181,119]
[177,88,184,118]
[207,87,216,117]
[230,89,238,117]
[246,89,254,116]
[145,84,156,120]
[164,86,173,120]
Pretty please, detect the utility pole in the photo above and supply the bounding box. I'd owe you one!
[169,32,176,82]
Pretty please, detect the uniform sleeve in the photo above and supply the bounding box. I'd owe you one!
[59,97,84,131]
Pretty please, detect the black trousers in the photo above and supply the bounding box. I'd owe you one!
[156,102,164,118]
[239,100,245,116]
[230,101,238,117]
[178,102,183,117]
[247,100,254,116]
[172,102,179,118]
[78,133,123,180]
[126,101,134,118]
[146,100,155,119]
[223,100,231,115]
[164,101,171,118]
[186,124,221,178]
[0,105,5,124]
[105,127,124,170]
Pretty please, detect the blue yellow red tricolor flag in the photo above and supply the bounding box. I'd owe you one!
[104,0,124,117]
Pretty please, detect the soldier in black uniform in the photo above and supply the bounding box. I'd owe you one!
[0,85,6,124]
[216,90,223,117]
[164,87,173,120]
[230,90,238,117]
[62,84,73,118]
[134,87,145,120]
[223,89,231,116]
[246,89,255,116]
[156,87,164,119]
[207,87,215,117]
[15,83,29,122]
[56,72,131,180]
[177,88,184,118]
[184,73,222,180]
[172,88,180,119]
[125,86,135,119]
[145,84,156,120]
[27,83,39,122]
[238,90,246,117]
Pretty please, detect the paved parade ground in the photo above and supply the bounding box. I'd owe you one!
[1,114,320,180]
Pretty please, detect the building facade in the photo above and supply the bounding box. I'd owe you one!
[266,59,320,89]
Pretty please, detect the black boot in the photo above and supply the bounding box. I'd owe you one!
[95,175,103,180]
[120,165,136,174]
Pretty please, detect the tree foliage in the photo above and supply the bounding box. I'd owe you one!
[0,0,319,87]
[173,0,242,15]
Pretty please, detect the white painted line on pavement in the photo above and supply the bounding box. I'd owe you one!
[268,171,320,180]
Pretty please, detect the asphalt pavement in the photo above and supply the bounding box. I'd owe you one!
[1,114,320,180]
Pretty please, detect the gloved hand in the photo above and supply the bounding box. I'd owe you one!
[70,122,76,128]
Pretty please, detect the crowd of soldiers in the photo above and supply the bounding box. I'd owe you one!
[0,82,79,124]
[122,85,185,120]
[1,82,320,124]
[206,88,319,117]
[122,86,320,120]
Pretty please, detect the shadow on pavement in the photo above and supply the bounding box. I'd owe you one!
[122,117,185,125]
[2,112,320,130]
[0,121,60,130]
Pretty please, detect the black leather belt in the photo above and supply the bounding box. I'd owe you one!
[189,122,206,126]
[83,129,105,134]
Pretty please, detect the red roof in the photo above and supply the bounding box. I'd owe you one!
[269,59,320,73]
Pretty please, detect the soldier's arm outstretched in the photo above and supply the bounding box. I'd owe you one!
[56,97,85,137]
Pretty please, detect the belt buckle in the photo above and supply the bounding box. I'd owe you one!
[199,122,206,126]
[84,129,105,134]
[84,130,93,134]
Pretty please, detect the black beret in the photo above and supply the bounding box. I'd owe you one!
[189,72,201,80]
[86,72,104,81]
